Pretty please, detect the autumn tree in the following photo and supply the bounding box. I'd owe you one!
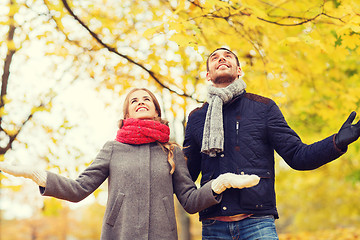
[1,0,360,239]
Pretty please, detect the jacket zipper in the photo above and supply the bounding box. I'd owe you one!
[236,121,240,146]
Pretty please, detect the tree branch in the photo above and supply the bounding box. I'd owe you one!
[1,1,16,133]
[61,0,200,101]
[0,106,37,155]
[257,13,322,26]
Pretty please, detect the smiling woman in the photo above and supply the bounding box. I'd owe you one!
[125,88,160,120]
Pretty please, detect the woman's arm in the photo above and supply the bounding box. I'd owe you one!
[40,141,113,202]
[0,141,113,203]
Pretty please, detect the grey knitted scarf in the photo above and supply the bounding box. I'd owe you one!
[201,78,247,157]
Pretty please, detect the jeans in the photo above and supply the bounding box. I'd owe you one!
[202,215,279,240]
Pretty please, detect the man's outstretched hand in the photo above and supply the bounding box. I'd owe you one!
[335,111,360,150]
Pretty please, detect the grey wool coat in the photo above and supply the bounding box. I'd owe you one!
[40,141,220,240]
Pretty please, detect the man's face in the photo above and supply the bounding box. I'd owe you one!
[206,49,242,87]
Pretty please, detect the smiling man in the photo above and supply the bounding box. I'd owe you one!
[206,48,243,87]
[183,47,360,240]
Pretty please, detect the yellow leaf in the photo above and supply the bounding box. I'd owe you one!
[7,40,16,51]
[342,34,359,49]
[9,3,20,16]
[284,37,300,43]
[93,188,103,198]
[43,198,63,217]
[0,107,7,117]
[174,0,186,14]
[169,34,193,47]
[31,105,46,114]
[350,24,360,33]
[143,24,164,38]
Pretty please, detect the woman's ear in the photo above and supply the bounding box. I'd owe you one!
[154,110,160,118]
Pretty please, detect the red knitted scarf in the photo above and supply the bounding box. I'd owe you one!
[115,118,170,145]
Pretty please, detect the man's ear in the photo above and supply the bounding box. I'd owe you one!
[237,67,244,77]
[206,72,212,82]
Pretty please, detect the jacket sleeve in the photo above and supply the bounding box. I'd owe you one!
[267,102,345,170]
[39,141,112,202]
[172,147,221,214]
[183,114,202,182]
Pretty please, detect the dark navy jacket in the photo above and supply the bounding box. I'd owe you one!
[183,91,344,220]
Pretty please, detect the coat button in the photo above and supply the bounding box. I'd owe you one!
[240,171,244,175]
[220,154,225,157]
[222,206,227,210]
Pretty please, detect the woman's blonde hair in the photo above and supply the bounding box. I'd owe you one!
[119,88,176,174]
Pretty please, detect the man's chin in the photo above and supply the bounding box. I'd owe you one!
[212,76,236,84]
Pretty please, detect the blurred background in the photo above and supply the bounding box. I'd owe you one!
[1,0,360,239]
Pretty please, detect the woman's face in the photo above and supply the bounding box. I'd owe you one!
[127,90,158,120]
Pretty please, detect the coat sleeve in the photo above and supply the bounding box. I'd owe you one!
[267,102,345,170]
[183,114,202,182]
[172,147,221,214]
[39,141,112,202]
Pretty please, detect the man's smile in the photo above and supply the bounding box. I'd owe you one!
[217,63,230,69]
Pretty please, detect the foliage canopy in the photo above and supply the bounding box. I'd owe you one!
[1,0,360,238]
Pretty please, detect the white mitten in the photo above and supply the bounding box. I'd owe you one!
[0,162,47,187]
[211,173,260,194]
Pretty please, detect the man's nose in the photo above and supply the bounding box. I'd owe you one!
[219,57,226,62]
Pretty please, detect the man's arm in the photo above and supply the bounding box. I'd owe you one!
[267,102,345,170]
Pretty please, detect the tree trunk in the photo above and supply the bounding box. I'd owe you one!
[0,0,16,155]
[176,199,191,240]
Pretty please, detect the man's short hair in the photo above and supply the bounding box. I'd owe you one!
[206,48,240,72]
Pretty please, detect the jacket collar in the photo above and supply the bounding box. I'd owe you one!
[224,90,246,107]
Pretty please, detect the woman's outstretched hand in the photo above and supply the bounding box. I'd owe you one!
[0,162,47,187]
[211,173,260,194]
